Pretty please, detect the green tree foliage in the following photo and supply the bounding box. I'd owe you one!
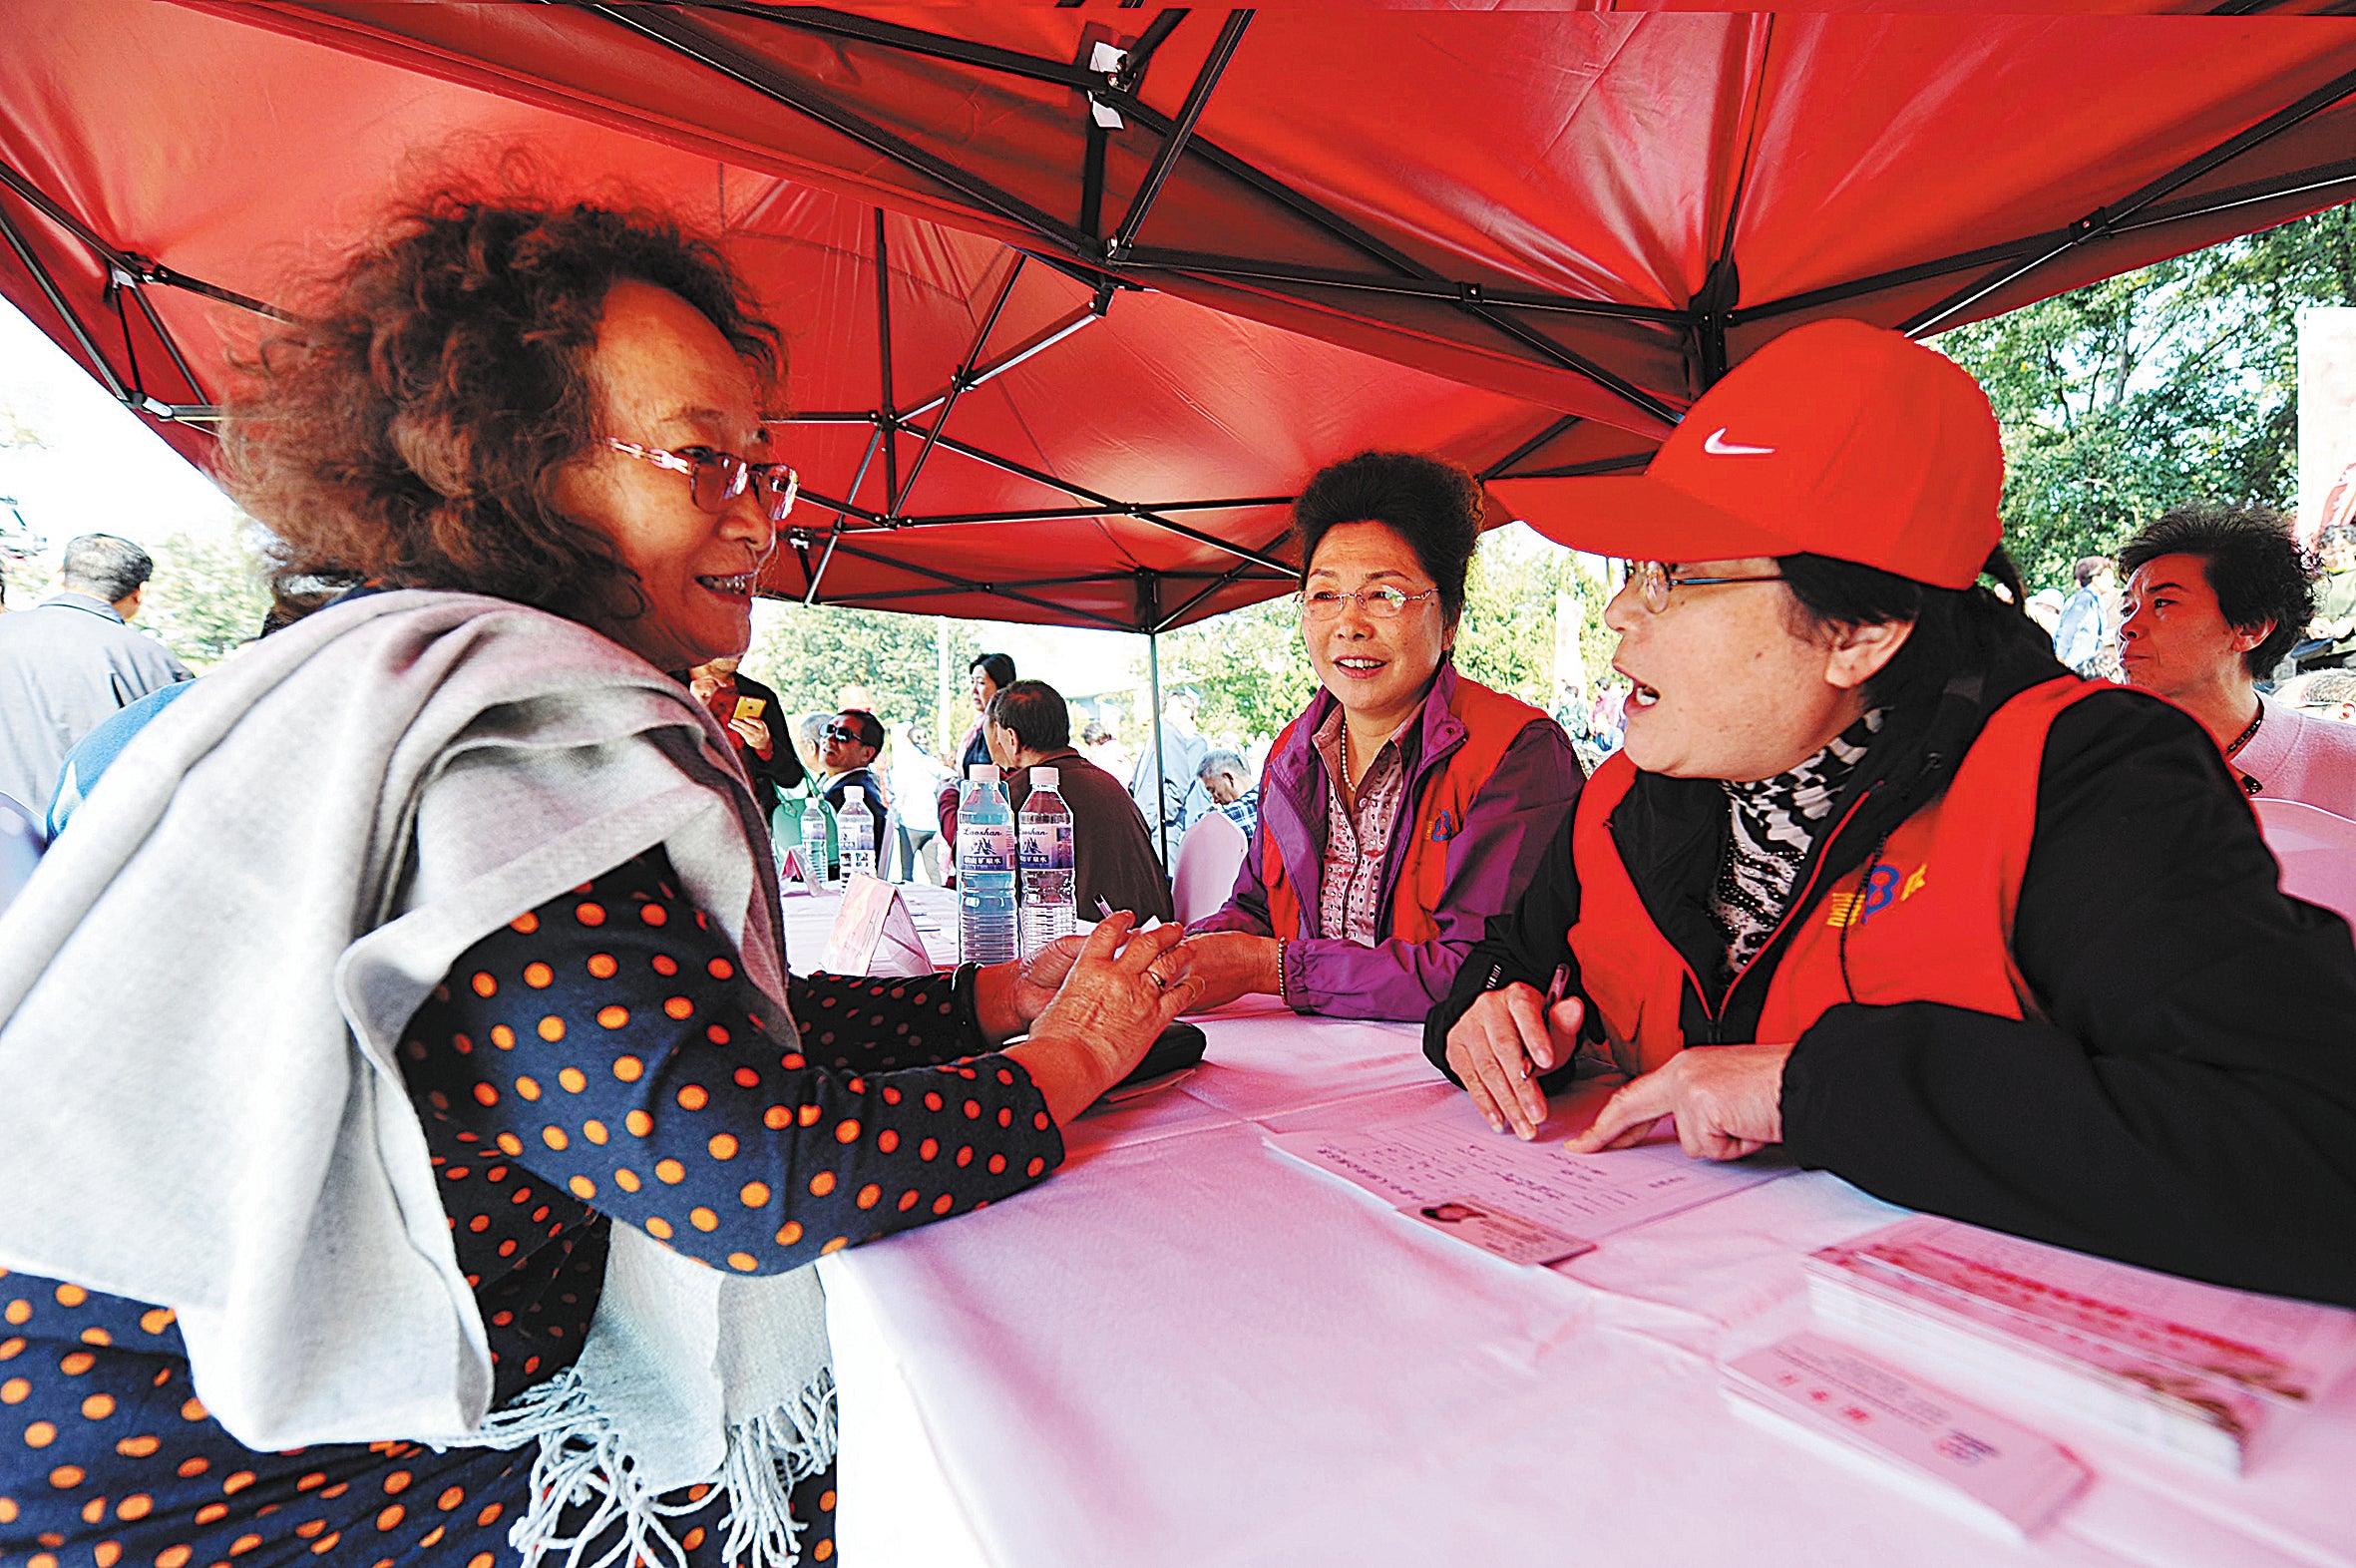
[139,525,274,669]
[740,600,982,744]
[1939,204,2356,589]
[1453,526,1615,706]
[1151,596,1320,745]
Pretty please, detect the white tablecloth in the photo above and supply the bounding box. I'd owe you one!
[816,1000,2356,1568]
[779,881,959,975]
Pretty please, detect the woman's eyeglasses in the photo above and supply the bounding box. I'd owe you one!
[1296,585,1441,621]
[604,439,800,524]
[1627,560,1783,614]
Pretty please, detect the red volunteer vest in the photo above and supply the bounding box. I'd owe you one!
[1569,676,2108,1072]
[1265,677,1546,946]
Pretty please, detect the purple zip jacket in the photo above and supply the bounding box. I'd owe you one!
[1190,660,1583,1019]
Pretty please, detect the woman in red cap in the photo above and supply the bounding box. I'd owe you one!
[1433,319,2356,1307]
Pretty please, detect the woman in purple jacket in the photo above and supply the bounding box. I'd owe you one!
[1181,452,1583,1020]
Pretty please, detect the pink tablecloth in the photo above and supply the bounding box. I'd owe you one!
[818,1010,2356,1568]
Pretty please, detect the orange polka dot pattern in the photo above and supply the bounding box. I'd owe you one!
[0,848,1084,1568]
[399,849,1064,1282]
[0,1260,842,1564]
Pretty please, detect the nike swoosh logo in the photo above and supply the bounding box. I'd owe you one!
[1703,428,1776,456]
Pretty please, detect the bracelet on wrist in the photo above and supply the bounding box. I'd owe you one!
[1275,938,1292,1009]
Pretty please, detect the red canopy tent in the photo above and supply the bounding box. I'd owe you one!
[7,3,2356,634]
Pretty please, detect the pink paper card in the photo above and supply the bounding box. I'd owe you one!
[1723,1333,2090,1540]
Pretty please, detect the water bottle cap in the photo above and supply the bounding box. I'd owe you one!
[1029,767,1058,788]
[968,764,999,782]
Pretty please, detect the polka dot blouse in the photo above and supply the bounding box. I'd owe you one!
[1,847,1066,1568]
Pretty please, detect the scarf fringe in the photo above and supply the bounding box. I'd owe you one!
[446,1365,839,1568]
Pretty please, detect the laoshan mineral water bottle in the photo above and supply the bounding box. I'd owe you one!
[839,794,876,883]
[799,796,830,895]
[1018,767,1075,961]
[957,765,1018,965]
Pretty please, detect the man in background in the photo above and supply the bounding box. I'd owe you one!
[2054,554,2118,677]
[1191,749,1260,840]
[683,655,801,821]
[1129,686,1208,860]
[2275,669,2356,724]
[987,680,1172,921]
[818,708,892,867]
[0,534,190,808]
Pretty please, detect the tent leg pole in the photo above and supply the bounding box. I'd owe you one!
[1149,631,1169,870]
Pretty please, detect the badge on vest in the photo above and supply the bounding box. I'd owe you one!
[1823,862,1927,928]
[1431,809,1458,842]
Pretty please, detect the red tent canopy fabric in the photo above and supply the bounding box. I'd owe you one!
[6,4,2356,627]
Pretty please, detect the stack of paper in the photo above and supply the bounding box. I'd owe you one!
[1723,1334,2091,1541]
[1805,1217,2356,1473]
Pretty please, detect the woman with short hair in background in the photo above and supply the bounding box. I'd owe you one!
[1181,451,1583,1020]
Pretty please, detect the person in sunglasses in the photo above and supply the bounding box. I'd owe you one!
[1180,450,1583,1019]
[1430,319,2356,1307]
[0,192,1204,1568]
[818,707,892,868]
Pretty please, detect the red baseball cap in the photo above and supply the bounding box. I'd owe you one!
[1503,319,2002,590]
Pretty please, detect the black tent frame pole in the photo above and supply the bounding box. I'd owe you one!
[1103,10,1251,261]
[1729,71,2356,332]
[1108,248,1686,323]
[579,4,1096,257]
[2108,163,2356,234]
[913,430,1294,572]
[1901,62,2356,336]
[902,298,1105,420]
[1155,527,1297,632]
[802,414,882,604]
[783,300,1105,432]
[1140,568,1170,867]
[1479,414,1584,483]
[895,253,1024,517]
[0,198,129,402]
[1491,453,1653,482]
[874,208,902,513]
[0,160,289,323]
[634,4,1688,423]
[815,533,1138,630]
[863,498,1294,529]
[824,569,1283,609]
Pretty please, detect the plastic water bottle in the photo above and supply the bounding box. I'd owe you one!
[839,793,876,884]
[957,765,1018,966]
[1018,767,1075,961]
[799,796,830,895]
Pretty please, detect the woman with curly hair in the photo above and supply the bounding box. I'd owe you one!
[0,189,1200,1568]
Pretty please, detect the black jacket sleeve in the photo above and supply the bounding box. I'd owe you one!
[1420,806,1589,1091]
[1782,690,2356,1305]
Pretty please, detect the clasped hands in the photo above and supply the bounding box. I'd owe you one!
[1445,981,1792,1161]
[983,915,1204,1126]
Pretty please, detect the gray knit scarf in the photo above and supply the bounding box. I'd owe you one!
[0,591,833,1568]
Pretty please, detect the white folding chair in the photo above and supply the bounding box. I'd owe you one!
[1170,810,1249,926]
[2252,797,2356,926]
